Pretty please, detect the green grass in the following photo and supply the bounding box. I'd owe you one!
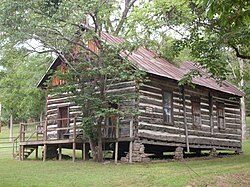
[247,117,250,134]
[0,120,250,187]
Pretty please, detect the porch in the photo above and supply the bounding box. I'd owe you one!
[13,117,134,162]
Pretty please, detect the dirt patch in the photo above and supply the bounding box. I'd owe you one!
[215,173,250,187]
[188,172,250,187]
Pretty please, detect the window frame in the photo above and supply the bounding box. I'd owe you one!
[162,91,173,124]
[217,101,225,130]
[191,96,201,126]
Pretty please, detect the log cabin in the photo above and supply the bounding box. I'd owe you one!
[15,30,244,162]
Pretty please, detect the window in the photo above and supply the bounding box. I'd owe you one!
[217,102,225,129]
[191,96,201,126]
[163,92,172,123]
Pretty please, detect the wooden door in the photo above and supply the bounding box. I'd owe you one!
[58,107,69,139]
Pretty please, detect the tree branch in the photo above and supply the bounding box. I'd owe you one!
[231,46,250,60]
[114,0,137,35]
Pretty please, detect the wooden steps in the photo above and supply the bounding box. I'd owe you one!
[14,147,36,160]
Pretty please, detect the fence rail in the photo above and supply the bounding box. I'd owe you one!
[0,137,18,159]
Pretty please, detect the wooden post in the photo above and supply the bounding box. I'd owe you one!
[115,142,118,164]
[36,125,38,141]
[114,118,119,164]
[35,124,39,159]
[129,117,133,163]
[9,115,13,142]
[43,118,47,162]
[23,124,26,142]
[12,139,14,159]
[82,142,86,161]
[19,123,23,142]
[20,123,26,160]
[72,117,76,162]
[43,144,47,162]
[35,146,38,160]
[21,145,25,161]
[182,86,190,152]
[19,146,22,161]
[21,124,25,161]
[59,144,62,161]
[209,93,214,135]
[19,123,22,161]
[72,142,76,162]
[44,118,47,141]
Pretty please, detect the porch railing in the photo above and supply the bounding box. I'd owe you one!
[18,117,84,143]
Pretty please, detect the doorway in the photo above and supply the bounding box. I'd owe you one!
[58,106,69,139]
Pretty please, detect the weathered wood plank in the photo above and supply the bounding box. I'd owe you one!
[138,117,241,135]
[139,96,162,107]
[138,130,241,148]
[139,123,241,140]
[138,111,163,119]
[139,90,162,100]
[140,139,239,151]
[107,81,136,90]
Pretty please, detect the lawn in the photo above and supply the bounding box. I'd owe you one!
[0,121,250,187]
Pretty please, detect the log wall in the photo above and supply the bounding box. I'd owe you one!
[46,80,137,139]
[137,76,242,151]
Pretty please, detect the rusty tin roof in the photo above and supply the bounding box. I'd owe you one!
[100,32,244,97]
[38,30,244,97]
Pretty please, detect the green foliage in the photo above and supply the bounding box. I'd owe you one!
[178,69,200,88]
[126,0,194,64]
[50,35,145,141]
[128,0,250,84]
[0,0,141,130]
[245,85,250,116]
[0,47,49,122]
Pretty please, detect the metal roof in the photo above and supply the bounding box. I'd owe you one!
[38,29,244,97]
[101,32,244,97]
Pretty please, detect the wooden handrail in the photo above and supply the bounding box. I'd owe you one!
[13,134,20,142]
[12,134,20,159]
[44,118,47,141]
[17,117,84,143]
[26,131,37,141]
[13,117,74,127]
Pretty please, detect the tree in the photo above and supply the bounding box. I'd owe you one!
[194,0,250,139]
[127,0,250,79]
[51,31,143,162]
[0,0,141,162]
[199,0,250,60]
[0,46,48,123]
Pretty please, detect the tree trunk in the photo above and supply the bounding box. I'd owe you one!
[97,123,103,162]
[241,96,248,139]
[89,138,98,162]
[239,59,248,139]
